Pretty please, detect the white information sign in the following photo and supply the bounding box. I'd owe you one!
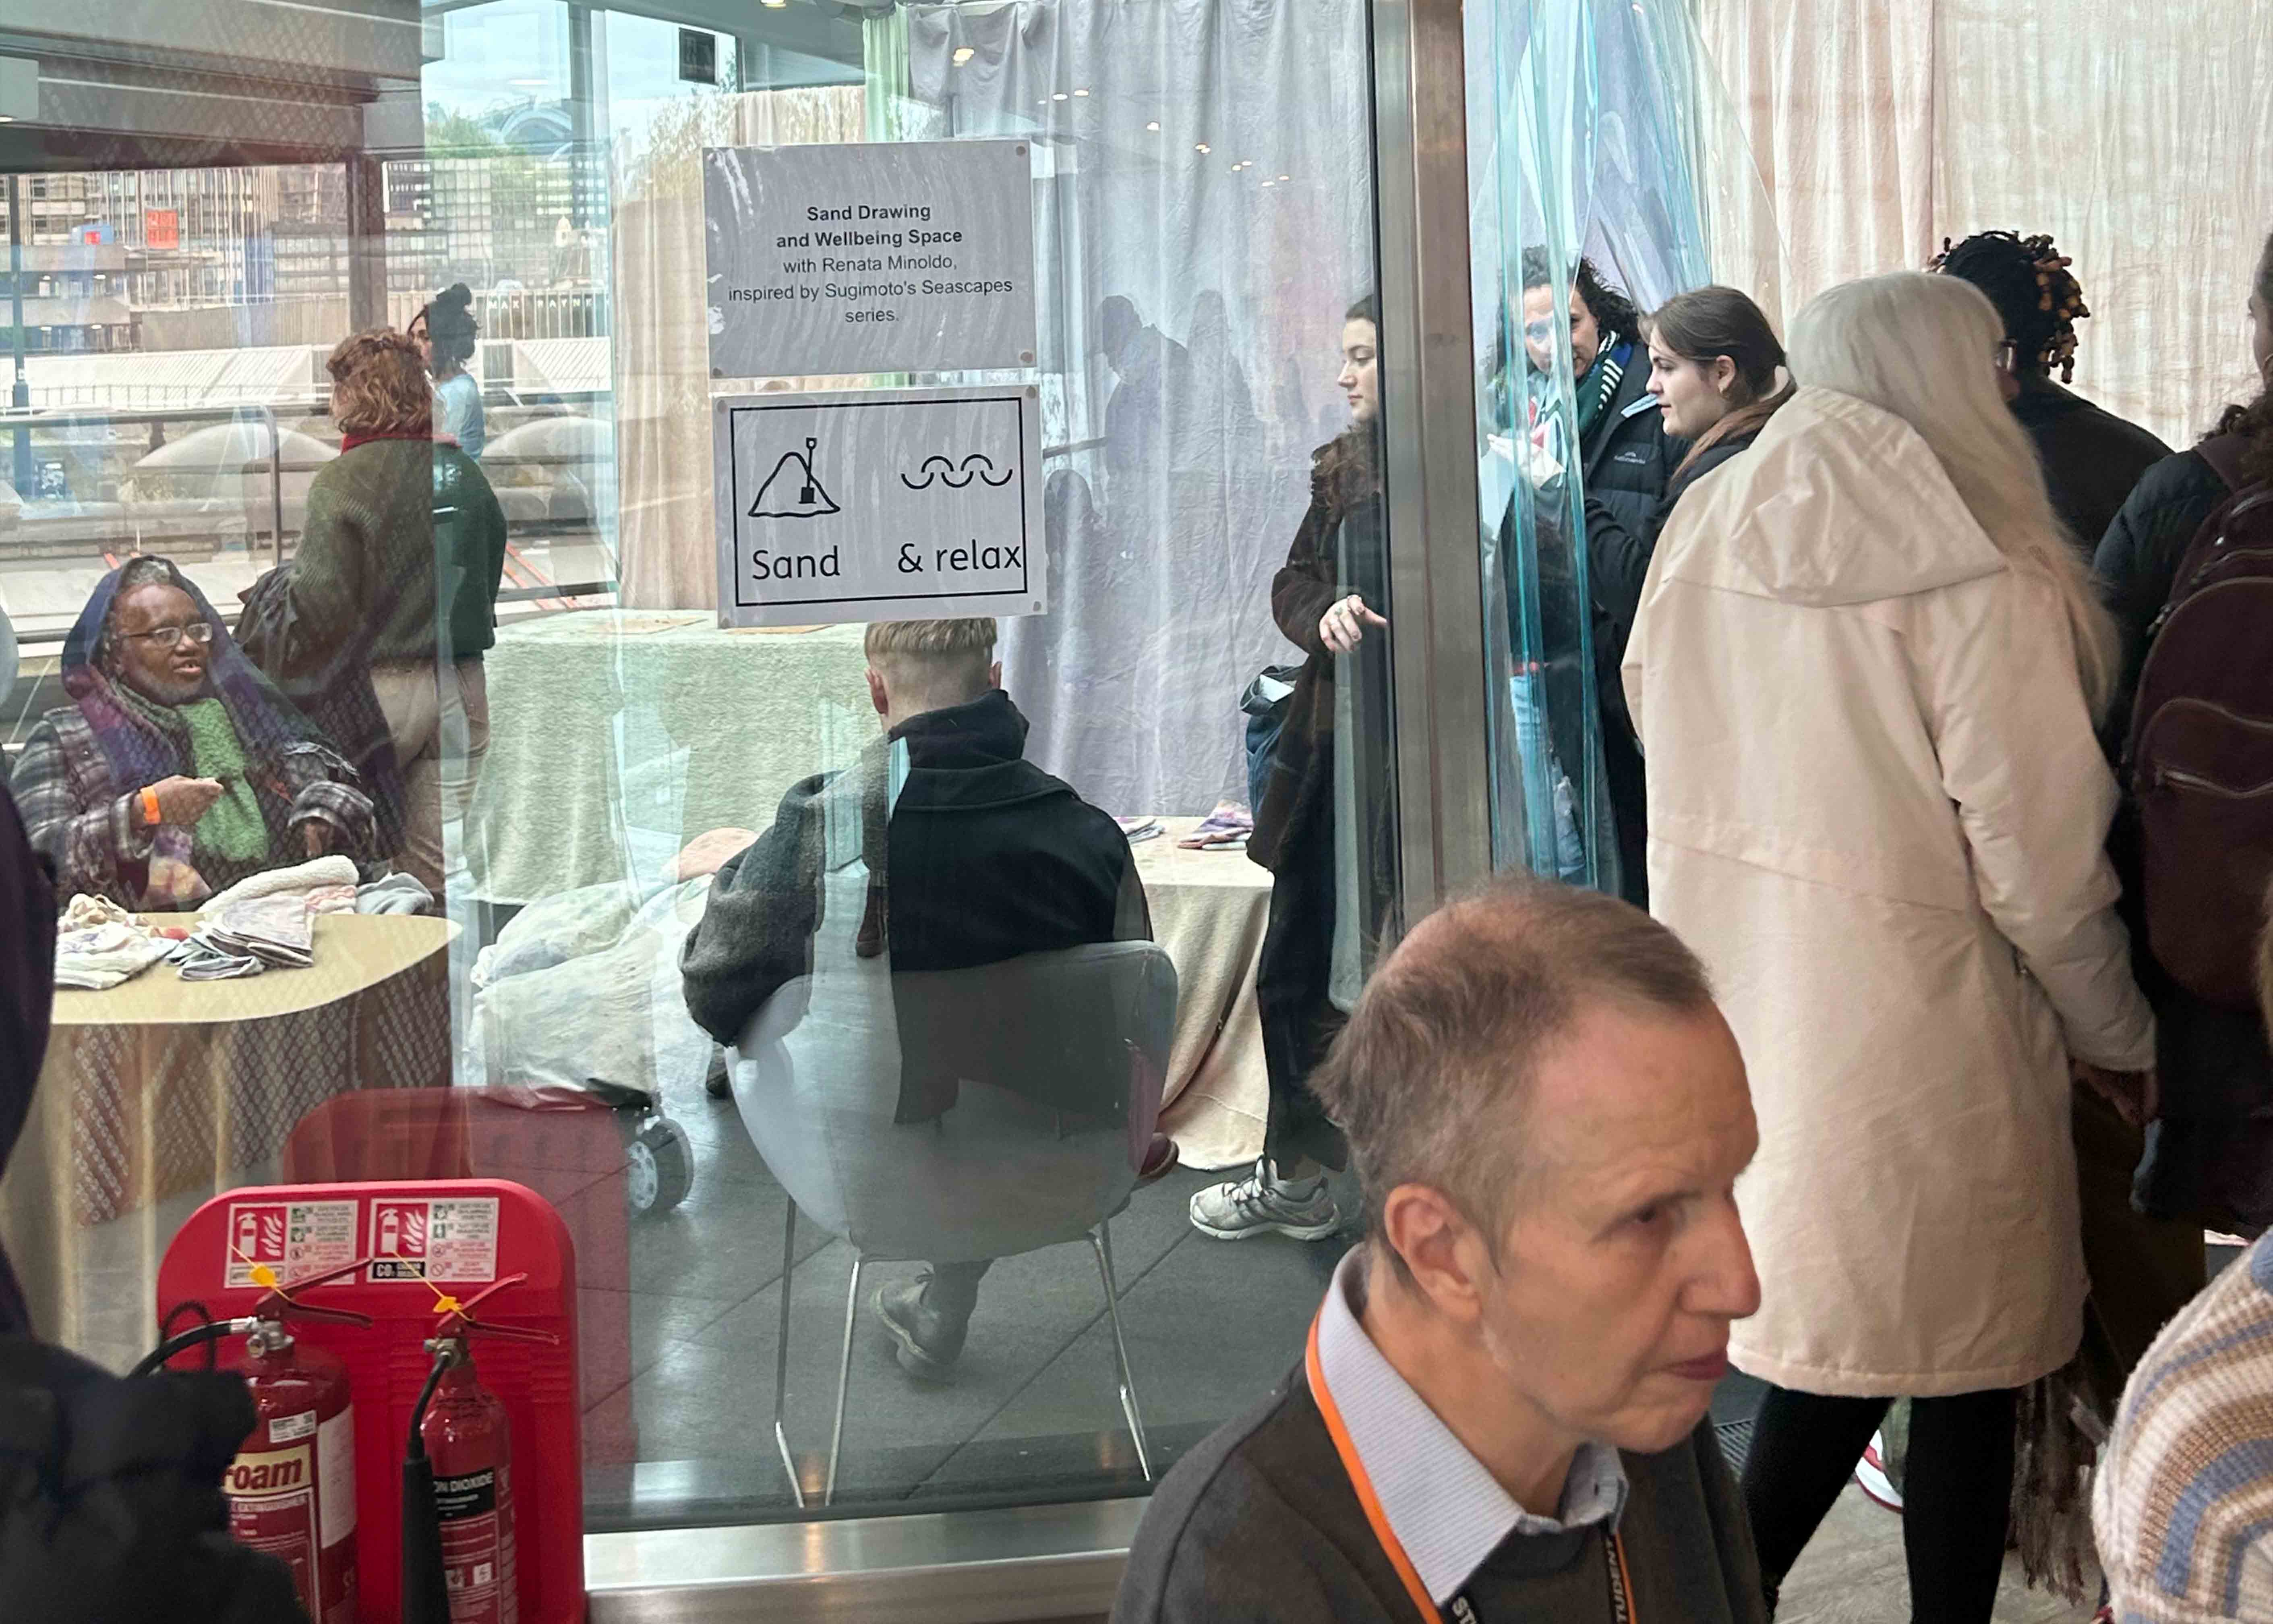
[704,139,1037,377]
[712,385,1046,626]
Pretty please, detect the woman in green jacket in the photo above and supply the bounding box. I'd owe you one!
[274,327,509,893]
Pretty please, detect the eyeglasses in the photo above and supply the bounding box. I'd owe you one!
[124,622,214,648]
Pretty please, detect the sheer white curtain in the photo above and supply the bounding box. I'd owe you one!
[901,0,1376,818]
[1695,0,2273,448]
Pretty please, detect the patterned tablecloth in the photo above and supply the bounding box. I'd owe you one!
[466,611,877,905]
[1135,818,1273,1171]
[0,914,453,1365]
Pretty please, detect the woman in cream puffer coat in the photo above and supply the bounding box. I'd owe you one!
[1624,272,2155,1622]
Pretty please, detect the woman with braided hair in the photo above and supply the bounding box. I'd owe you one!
[1933,229,2169,556]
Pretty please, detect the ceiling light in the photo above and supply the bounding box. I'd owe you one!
[1145,121,1160,132]
[1073,88,1089,96]
[1194,142,1209,154]
[1052,91,1068,101]
[1277,174,1290,182]
[760,0,788,7]
[1261,180,1275,188]
[951,46,975,65]
[0,116,13,124]
[509,78,547,87]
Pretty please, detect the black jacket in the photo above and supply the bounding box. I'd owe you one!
[0,783,54,1337]
[0,1338,306,1624]
[1576,358,1681,906]
[679,690,1149,1049]
[1249,441,1391,887]
[1579,352,1683,553]
[2093,443,2239,739]
[2091,438,2269,1230]
[2012,375,2169,561]
[1585,428,1760,692]
[1114,1363,1763,1624]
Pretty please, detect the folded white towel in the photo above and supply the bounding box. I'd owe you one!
[199,856,358,915]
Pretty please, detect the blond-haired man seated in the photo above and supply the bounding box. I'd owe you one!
[680,617,1157,1378]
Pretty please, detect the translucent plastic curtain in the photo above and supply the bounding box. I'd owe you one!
[1466,0,1762,887]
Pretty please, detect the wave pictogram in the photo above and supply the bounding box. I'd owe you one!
[901,452,1016,491]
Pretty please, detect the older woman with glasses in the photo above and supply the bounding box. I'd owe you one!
[14,555,373,909]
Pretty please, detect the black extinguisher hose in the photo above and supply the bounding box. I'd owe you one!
[402,1344,455,1624]
[129,1313,249,1378]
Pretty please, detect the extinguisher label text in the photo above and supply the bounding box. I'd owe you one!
[434,1460,516,1624]
[317,1406,356,1552]
[228,1446,308,1494]
[435,1467,499,1516]
[269,1409,317,1444]
[223,1199,358,1289]
[366,1196,501,1284]
[226,1416,357,1624]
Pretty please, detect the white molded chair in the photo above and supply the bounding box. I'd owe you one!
[728,939,1179,1504]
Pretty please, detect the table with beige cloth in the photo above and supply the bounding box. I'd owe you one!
[467,611,876,905]
[1136,817,1273,1172]
[0,914,454,1366]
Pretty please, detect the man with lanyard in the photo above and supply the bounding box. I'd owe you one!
[1115,880,1767,1623]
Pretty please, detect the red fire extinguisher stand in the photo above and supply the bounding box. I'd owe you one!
[156,1179,586,1624]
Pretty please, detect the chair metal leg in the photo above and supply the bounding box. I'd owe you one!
[773,1200,803,1509]
[824,1256,864,1505]
[1090,1221,1153,1482]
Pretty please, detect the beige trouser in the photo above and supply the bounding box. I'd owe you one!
[370,657,490,895]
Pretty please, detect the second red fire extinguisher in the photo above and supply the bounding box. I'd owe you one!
[404,1274,556,1624]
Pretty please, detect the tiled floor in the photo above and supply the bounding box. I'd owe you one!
[595,1063,1350,1524]
[1777,1486,2100,1622]
[604,1077,2103,1623]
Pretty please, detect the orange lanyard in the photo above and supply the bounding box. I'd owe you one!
[1304,1312,1637,1624]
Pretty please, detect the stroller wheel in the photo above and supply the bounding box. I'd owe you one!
[627,1116,694,1216]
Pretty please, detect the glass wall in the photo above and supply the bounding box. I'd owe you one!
[0,0,1438,1554]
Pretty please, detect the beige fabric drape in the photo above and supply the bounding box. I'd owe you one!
[611,89,866,611]
[1694,0,2273,450]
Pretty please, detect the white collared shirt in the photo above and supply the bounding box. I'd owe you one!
[1313,1247,1629,1605]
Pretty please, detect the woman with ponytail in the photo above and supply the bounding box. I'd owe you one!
[1590,285,1793,691]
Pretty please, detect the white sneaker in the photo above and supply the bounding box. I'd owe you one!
[1853,1429,1904,1513]
[1189,1159,1340,1241]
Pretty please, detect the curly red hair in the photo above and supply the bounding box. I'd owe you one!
[326,327,433,435]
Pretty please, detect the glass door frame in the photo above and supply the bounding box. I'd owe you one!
[581,0,1495,1613]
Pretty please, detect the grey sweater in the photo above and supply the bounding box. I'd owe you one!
[1114,1369,1766,1624]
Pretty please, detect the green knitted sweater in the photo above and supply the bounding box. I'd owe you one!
[283,437,510,667]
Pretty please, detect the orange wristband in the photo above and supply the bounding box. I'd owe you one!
[141,787,162,826]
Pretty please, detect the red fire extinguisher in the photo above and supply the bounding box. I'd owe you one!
[134,1257,374,1624]
[404,1274,557,1624]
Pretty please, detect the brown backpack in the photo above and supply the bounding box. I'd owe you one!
[2125,437,2273,1009]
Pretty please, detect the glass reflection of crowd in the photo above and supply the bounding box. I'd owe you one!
[6,167,2273,1624]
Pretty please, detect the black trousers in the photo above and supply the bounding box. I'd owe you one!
[1254,806,1347,1172]
[1741,1383,2017,1622]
